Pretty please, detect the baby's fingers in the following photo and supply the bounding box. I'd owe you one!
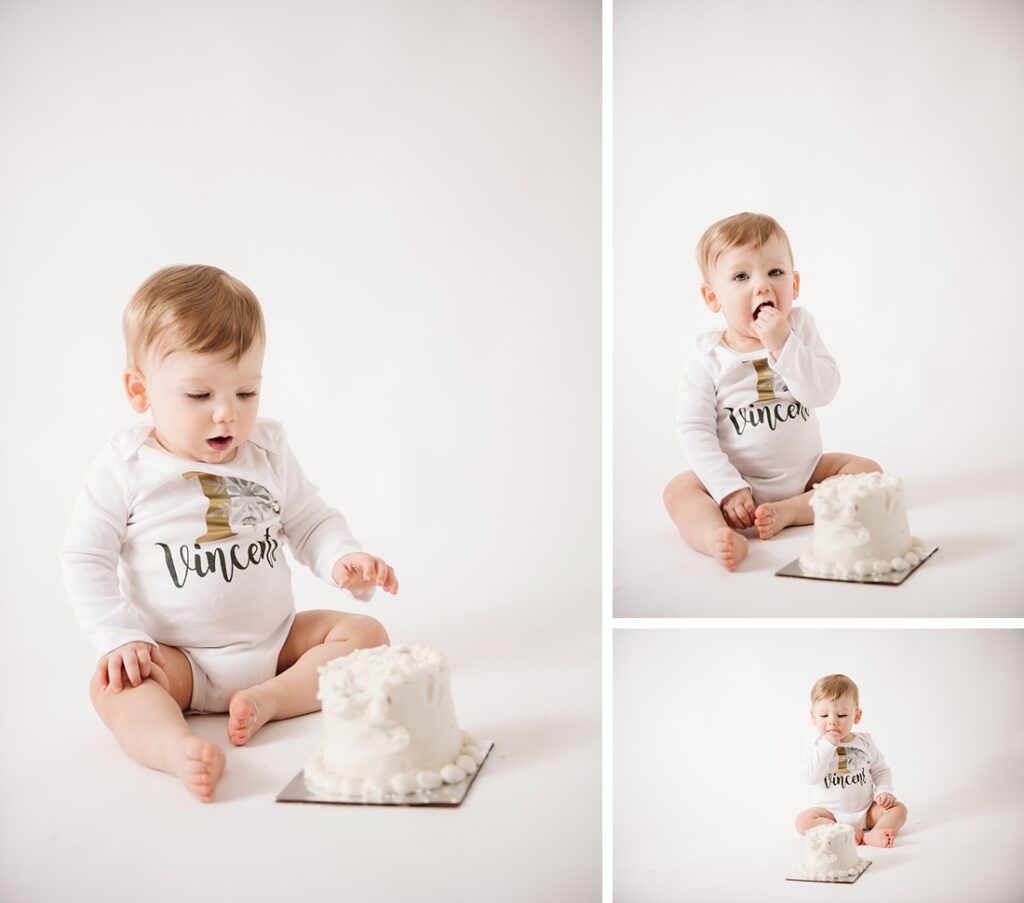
[382,566,399,594]
[148,661,171,694]
[743,499,756,524]
[107,654,125,693]
[136,646,153,681]
[123,650,143,688]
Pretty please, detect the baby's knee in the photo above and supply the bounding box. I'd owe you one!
[662,471,702,510]
[858,457,882,474]
[327,614,390,650]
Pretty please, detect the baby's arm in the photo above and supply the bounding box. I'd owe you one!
[799,735,838,784]
[676,346,750,505]
[61,445,159,659]
[866,736,896,804]
[275,426,393,601]
[765,308,840,407]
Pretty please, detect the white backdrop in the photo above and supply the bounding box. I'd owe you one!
[0,2,600,900]
[615,628,1024,903]
[613,0,1024,615]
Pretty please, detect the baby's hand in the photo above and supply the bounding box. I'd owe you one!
[333,552,399,595]
[751,305,791,358]
[720,487,756,530]
[875,792,897,809]
[96,642,168,694]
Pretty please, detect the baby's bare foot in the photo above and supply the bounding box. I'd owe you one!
[863,828,896,848]
[228,687,277,746]
[853,827,865,844]
[707,527,748,571]
[172,736,226,803]
[754,501,796,540]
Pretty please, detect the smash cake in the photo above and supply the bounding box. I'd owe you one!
[800,823,868,881]
[304,645,484,799]
[799,472,925,578]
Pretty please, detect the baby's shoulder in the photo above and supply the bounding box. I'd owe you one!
[692,328,725,355]
[247,417,288,455]
[108,422,153,461]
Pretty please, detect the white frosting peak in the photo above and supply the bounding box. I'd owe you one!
[306,645,473,798]
[799,823,867,881]
[803,473,920,577]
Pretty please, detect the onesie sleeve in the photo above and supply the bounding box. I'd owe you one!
[675,343,750,505]
[864,734,895,796]
[768,308,840,408]
[275,428,374,602]
[60,445,158,659]
[799,736,838,784]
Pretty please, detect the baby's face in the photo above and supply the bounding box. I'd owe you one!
[701,234,800,347]
[810,694,862,743]
[125,342,264,464]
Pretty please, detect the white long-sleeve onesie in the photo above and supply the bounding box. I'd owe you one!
[800,732,895,828]
[675,307,840,505]
[61,418,370,671]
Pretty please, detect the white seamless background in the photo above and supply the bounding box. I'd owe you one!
[615,628,1024,903]
[614,0,1024,615]
[0,2,600,901]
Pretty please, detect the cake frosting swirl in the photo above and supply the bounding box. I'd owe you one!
[800,472,924,578]
[799,823,868,880]
[304,645,483,799]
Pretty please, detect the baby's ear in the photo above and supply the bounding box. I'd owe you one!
[791,270,801,301]
[700,283,720,313]
[123,367,150,413]
[854,708,862,724]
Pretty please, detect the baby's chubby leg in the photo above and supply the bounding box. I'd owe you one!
[863,799,908,847]
[227,611,389,746]
[795,807,838,834]
[90,643,225,803]
[663,471,749,571]
[754,453,882,540]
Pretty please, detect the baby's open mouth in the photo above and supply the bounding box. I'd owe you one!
[207,436,233,450]
[752,300,775,320]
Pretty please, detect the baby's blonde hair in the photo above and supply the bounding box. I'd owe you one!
[695,212,794,282]
[810,674,860,708]
[123,264,265,369]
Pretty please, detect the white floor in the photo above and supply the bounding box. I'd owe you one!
[0,583,600,902]
[615,806,1024,903]
[614,463,1024,618]
[614,630,1024,903]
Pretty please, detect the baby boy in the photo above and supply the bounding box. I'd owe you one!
[61,265,398,802]
[663,212,880,570]
[795,674,908,847]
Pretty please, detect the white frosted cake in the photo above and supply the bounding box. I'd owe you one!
[800,823,868,881]
[800,472,925,578]
[304,645,483,799]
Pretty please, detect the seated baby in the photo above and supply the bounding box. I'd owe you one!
[663,212,881,570]
[795,674,909,848]
[61,265,398,802]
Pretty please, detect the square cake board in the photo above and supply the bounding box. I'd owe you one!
[276,740,495,807]
[785,859,872,884]
[775,545,938,586]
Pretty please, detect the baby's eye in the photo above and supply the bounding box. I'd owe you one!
[732,272,748,282]
[769,268,784,276]
[237,392,258,399]
[185,392,210,400]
